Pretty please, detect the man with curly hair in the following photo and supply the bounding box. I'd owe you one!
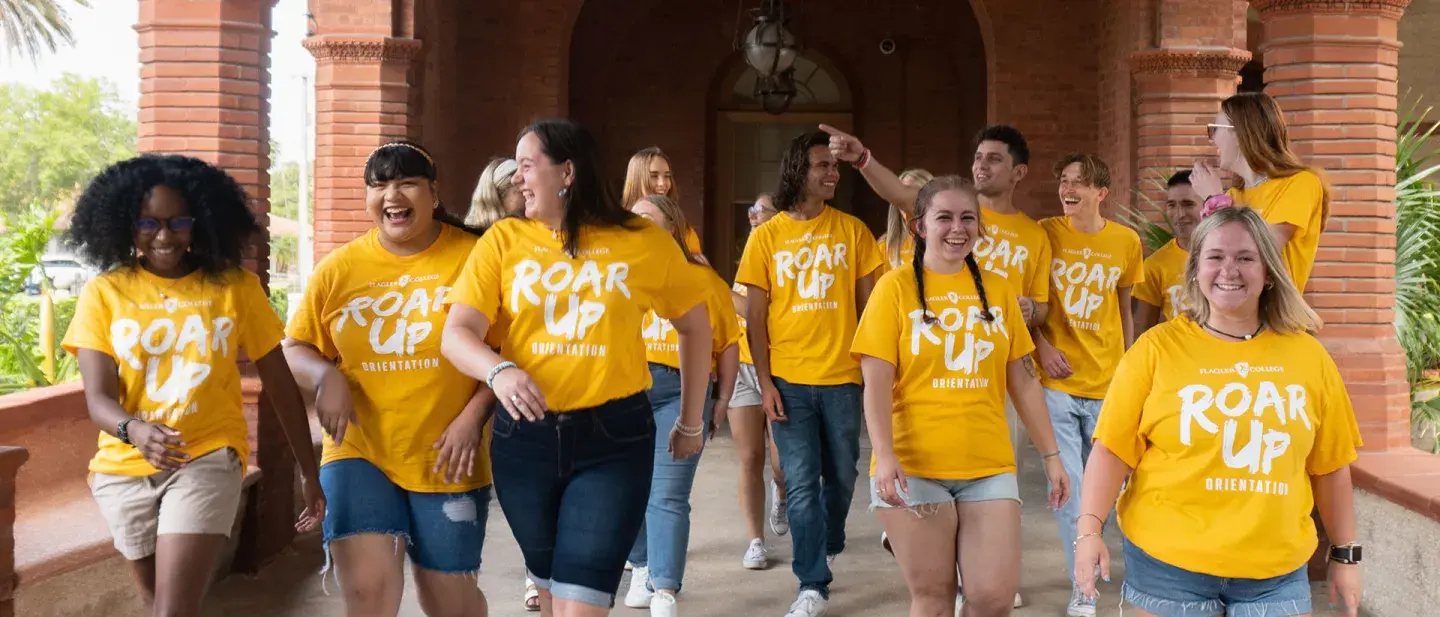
[735,131,883,617]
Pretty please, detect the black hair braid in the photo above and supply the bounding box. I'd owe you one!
[964,252,996,322]
[912,236,935,324]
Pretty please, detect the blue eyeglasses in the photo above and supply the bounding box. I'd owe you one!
[135,216,196,235]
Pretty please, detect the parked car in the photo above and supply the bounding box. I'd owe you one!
[23,258,96,297]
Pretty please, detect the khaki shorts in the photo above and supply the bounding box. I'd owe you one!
[89,447,244,560]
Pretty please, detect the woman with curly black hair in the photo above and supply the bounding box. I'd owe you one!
[283,139,494,617]
[61,153,325,617]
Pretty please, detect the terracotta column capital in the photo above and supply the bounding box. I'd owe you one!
[1129,47,1253,77]
[303,34,423,64]
[1251,0,1410,19]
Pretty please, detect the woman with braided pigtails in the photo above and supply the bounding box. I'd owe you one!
[851,176,1069,617]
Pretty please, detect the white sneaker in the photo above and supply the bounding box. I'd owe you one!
[650,590,677,617]
[624,566,653,608]
[1013,591,1023,608]
[784,589,828,617]
[625,561,634,571]
[742,538,769,570]
[1066,587,1096,617]
[769,481,789,536]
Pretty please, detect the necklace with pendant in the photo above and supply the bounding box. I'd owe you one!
[1204,321,1265,341]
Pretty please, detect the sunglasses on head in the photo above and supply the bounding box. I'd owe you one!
[748,203,775,215]
[135,216,196,235]
[1206,123,1234,140]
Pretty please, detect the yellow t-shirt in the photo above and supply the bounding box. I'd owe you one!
[1094,317,1362,579]
[1228,171,1324,292]
[876,233,916,276]
[1039,217,1144,398]
[643,263,742,369]
[448,217,709,411]
[852,265,1033,480]
[62,267,283,476]
[735,206,884,385]
[1133,239,1189,321]
[975,208,1053,303]
[684,226,702,254]
[733,281,753,365]
[286,225,489,492]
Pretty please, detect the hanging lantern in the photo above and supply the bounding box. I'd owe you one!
[742,17,798,78]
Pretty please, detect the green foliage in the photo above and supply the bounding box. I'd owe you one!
[0,203,75,393]
[1396,93,1440,448]
[0,74,136,218]
[0,0,89,60]
[0,205,58,294]
[1117,172,1177,253]
[268,284,288,320]
[270,159,305,220]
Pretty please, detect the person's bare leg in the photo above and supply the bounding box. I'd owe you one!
[330,534,408,617]
[150,534,228,617]
[767,420,786,490]
[730,403,769,540]
[128,555,158,613]
[955,500,1020,617]
[879,504,960,617]
[412,564,488,617]
[551,598,609,617]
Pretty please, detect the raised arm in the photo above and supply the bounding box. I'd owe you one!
[819,124,920,218]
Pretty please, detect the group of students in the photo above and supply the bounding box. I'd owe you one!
[60,90,1362,617]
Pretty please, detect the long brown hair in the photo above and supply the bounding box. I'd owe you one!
[622,147,677,209]
[1221,92,1331,236]
[636,193,704,266]
[910,176,993,324]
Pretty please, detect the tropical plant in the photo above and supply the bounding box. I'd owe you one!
[0,0,90,61]
[1395,93,1440,450]
[1117,172,1177,253]
[0,205,76,393]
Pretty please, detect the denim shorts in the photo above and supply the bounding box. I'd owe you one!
[869,472,1021,511]
[491,391,655,608]
[319,458,491,574]
[1122,537,1311,617]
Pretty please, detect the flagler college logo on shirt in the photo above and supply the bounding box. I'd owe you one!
[1181,362,1306,497]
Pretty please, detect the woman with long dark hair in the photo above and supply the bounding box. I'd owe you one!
[284,140,495,616]
[441,120,714,616]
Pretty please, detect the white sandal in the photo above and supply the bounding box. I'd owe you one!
[524,577,540,612]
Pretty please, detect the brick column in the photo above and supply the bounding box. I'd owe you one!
[0,448,27,617]
[1129,48,1252,208]
[1254,0,1411,450]
[136,0,297,570]
[303,35,423,262]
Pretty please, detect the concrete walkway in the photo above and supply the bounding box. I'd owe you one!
[204,432,1350,617]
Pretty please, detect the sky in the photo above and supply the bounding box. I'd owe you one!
[0,0,314,166]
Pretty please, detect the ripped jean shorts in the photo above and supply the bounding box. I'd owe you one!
[319,458,491,574]
[869,472,1021,513]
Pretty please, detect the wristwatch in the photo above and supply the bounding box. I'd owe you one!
[117,418,136,445]
[1328,543,1363,565]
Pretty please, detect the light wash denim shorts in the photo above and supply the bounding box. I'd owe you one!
[869,471,1020,512]
[1122,536,1311,617]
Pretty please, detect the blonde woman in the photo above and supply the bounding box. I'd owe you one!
[1074,205,1362,617]
[623,147,703,255]
[1189,92,1329,293]
[875,168,934,272]
[465,157,523,230]
[625,194,741,617]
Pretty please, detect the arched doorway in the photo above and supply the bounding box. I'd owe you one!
[709,50,855,281]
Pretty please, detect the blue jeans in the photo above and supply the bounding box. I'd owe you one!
[627,364,714,592]
[1122,536,1311,617]
[319,458,491,574]
[1044,386,1105,587]
[490,392,654,608]
[770,377,863,598]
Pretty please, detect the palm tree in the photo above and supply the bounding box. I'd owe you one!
[0,0,90,60]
